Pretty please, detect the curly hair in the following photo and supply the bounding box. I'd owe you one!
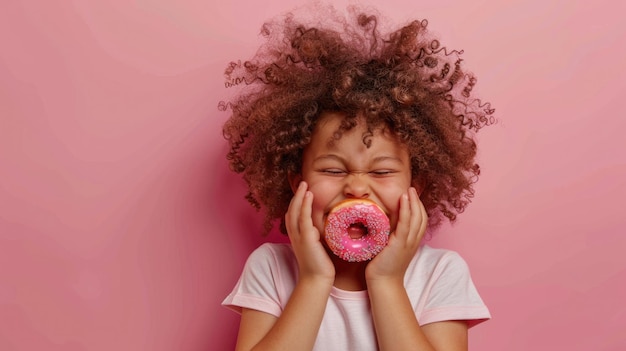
[220,7,495,235]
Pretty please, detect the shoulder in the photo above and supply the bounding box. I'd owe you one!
[411,245,470,276]
[408,245,491,326]
[247,242,295,265]
[235,243,298,295]
[242,243,297,281]
[405,245,477,296]
[223,243,295,316]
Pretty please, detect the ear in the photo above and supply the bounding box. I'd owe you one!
[288,172,302,194]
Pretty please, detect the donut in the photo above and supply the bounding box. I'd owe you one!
[324,199,390,262]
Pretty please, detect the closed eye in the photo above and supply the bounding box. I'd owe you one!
[320,169,347,175]
[369,170,395,176]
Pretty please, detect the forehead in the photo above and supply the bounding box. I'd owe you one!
[309,111,406,154]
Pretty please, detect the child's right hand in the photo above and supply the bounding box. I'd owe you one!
[285,181,335,283]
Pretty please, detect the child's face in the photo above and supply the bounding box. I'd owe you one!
[290,111,413,237]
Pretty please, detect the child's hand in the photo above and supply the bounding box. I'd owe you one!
[365,187,428,283]
[285,181,335,283]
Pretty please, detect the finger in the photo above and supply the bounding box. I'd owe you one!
[298,190,316,240]
[286,181,307,236]
[407,187,421,232]
[409,187,428,243]
[418,198,428,241]
[393,191,411,242]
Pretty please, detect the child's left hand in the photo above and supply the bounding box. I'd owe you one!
[365,187,428,283]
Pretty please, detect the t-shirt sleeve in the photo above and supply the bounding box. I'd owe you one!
[221,243,287,318]
[418,251,491,328]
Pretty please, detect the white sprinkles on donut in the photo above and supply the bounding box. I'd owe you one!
[324,199,391,262]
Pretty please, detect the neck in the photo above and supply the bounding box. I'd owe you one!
[330,254,368,291]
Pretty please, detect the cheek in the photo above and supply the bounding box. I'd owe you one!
[387,208,400,233]
[307,182,337,210]
[308,196,328,231]
[381,194,404,231]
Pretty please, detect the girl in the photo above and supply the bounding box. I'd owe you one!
[221,6,494,351]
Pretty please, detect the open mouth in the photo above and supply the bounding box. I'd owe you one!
[347,222,368,239]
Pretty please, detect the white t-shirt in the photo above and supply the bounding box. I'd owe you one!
[223,243,490,350]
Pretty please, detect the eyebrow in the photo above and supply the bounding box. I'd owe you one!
[313,154,405,164]
[313,154,343,162]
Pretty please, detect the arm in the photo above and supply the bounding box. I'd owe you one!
[366,188,468,351]
[236,277,332,351]
[367,279,468,351]
[235,182,334,351]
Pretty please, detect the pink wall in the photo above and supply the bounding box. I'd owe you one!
[1,0,624,350]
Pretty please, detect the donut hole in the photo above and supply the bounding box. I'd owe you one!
[347,222,368,239]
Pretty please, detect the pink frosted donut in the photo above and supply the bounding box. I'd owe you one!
[324,199,390,262]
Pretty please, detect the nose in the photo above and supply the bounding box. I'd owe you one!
[344,172,370,199]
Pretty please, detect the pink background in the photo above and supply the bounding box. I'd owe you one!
[1,0,625,350]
